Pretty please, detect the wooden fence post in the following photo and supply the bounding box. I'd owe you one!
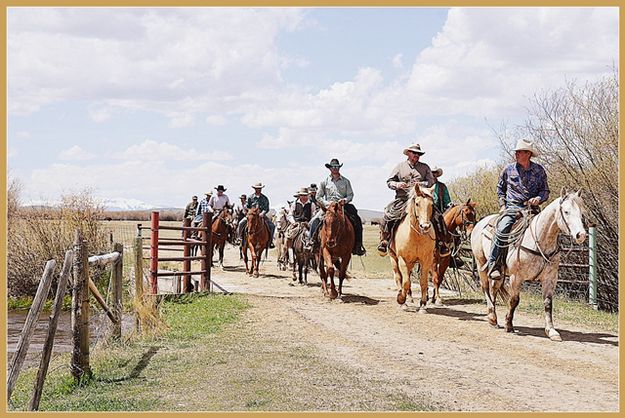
[182,218,192,293]
[150,211,159,295]
[200,212,212,291]
[111,242,123,339]
[134,232,144,331]
[28,251,73,411]
[7,259,56,402]
[71,230,92,381]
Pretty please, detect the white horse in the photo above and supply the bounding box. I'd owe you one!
[274,206,291,271]
[470,189,586,341]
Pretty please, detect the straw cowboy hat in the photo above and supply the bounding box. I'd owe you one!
[215,185,227,192]
[431,166,443,177]
[513,138,539,157]
[251,182,265,189]
[204,191,213,196]
[403,143,425,156]
[293,187,310,198]
[324,158,343,169]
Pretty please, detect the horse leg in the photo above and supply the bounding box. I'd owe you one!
[504,276,522,333]
[389,254,404,305]
[252,246,260,277]
[542,271,561,341]
[417,257,432,314]
[434,255,450,306]
[243,245,250,275]
[337,256,351,301]
[318,251,328,296]
[397,257,413,307]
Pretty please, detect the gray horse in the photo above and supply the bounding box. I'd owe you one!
[470,189,587,341]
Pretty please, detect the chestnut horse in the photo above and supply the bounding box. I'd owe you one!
[243,207,270,277]
[430,199,478,305]
[318,201,355,300]
[388,184,436,312]
[211,206,233,269]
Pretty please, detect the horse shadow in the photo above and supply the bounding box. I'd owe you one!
[339,294,380,305]
[221,265,247,273]
[512,326,619,346]
[423,306,486,322]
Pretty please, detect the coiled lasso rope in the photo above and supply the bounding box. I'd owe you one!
[491,207,531,250]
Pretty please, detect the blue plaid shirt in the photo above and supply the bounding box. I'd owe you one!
[497,161,550,207]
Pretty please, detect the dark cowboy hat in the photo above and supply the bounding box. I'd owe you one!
[324,158,343,169]
[308,183,318,192]
[192,195,198,200]
[215,185,227,192]
[239,194,247,199]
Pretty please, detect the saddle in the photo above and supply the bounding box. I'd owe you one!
[480,208,538,241]
[286,222,307,241]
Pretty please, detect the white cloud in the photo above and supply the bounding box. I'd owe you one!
[58,145,96,161]
[88,105,112,123]
[206,115,226,125]
[113,140,232,162]
[392,53,403,68]
[8,8,307,117]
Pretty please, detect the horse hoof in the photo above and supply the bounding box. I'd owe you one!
[329,289,338,299]
[400,303,409,311]
[434,299,444,306]
[547,330,562,341]
[505,326,514,333]
[418,307,427,314]
[253,272,259,278]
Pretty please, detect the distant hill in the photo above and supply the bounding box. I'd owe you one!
[358,209,383,223]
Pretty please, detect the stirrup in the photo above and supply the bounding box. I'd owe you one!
[377,241,388,256]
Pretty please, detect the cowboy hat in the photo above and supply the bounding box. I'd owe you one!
[294,187,310,197]
[204,191,213,196]
[431,166,443,177]
[308,183,318,192]
[403,143,425,156]
[324,158,343,169]
[239,194,247,199]
[251,182,265,189]
[513,138,539,157]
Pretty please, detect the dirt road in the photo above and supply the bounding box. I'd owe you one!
[184,246,618,412]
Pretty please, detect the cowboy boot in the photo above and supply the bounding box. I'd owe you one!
[377,222,391,256]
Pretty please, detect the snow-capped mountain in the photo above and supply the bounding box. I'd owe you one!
[102,197,158,211]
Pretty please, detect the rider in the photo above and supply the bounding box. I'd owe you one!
[306,158,366,256]
[234,193,248,224]
[432,166,453,213]
[486,138,550,279]
[237,182,276,248]
[377,143,448,256]
[209,185,231,213]
[285,187,316,251]
[183,195,198,220]
[194,191,213,226]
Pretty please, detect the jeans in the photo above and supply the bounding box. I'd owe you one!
[488,206,522,265]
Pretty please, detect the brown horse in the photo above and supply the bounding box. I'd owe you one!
[318,201,355,300]
[243,207,270,277]
[388,184,435,312]
[430,199,478,305]
[211,206,233,269]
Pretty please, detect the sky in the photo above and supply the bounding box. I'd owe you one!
[7,7,619,211]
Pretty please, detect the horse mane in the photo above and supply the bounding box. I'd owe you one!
[405,185,433,214]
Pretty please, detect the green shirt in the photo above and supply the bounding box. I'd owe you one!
[246,193,270,213]
[433,181,452,212]
[318,174,354,205]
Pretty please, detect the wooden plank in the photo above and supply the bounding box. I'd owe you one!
[87,252,120,267]
[88,278,117,323]
[28,251,73,411]
[7,259,56,402]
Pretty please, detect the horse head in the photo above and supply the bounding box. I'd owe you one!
[459,198,478,236]
[558,188,587,244]
[323,201,346,248]
[247,207,262,233]
[410,184,435,232]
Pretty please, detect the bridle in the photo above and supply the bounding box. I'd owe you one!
[409,193,433,235]
[323,206,345,249]
[447,204,477,241]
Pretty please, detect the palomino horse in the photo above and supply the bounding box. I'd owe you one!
[470,189,587,341]
[430,199,478,305]
[243,207,270,277]
[388,184,436,312]
[211,206,233,269]
[318,201,355,300]
[274,207,291,271]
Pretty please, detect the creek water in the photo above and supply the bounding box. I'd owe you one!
[7,310,121,370]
